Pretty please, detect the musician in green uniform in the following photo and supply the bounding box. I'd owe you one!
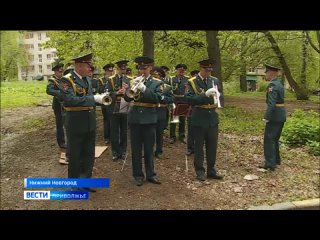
[124,56,162,186]
[186,70,200,156]
[169,64,189,144]
[259,64,286,171]
[152,67,174,159]
[97,63,114,144]
[185,59,223,182]
[59,53,97,192]
[106,60,133,161]
[47,62,66,149]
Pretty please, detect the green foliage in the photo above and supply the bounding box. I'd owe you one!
[257,79,268,92]
[307,141,320,156]
[219,106,264,134]
[281,109,320,155]
[0,31,28,81]
[0,81,51,109]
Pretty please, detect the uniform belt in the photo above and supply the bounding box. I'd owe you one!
[275,103,285,107]
[133,102,157,108]
[64,106,94,111]
[158,104,168,108]
[173,94,184,97]
[194,104,217,109]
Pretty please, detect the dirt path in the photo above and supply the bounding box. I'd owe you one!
[1,99,319,210]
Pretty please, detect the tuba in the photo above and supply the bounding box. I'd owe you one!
[125,75,145,98]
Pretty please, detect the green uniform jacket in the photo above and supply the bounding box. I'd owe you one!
[46,75,64,110]
[264,78,286,122]
[170,75,189,102]
[124,76,162,124]
[184,75,223,128]
[106,74,133,112]
[156,81,174,121]
[59,71,96,133]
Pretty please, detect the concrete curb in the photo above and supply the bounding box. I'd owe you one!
[247,198,320,210]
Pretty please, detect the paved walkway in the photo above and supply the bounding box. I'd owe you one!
[248,198,319,210]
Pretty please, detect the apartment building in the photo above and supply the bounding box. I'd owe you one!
[18,31,57,80]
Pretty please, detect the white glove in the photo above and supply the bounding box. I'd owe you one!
[262,119,269,123]
[205,88,215,97]
[133,76,144,85]
[94,95,99,102]
[136,82,146,92]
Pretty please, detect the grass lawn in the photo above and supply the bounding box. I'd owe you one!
[0,81,51,109]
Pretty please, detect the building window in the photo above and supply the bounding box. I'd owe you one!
[24,44,34,50]
[38,54,42,62]
[46,54,51,60]
[38,43,42,51]
[52,52,57,58]
[38,33,42,40]
[47,65,51,70]
[39,65,43,73]
[25,33,34,39]
[28,65,35,71]
[28,55,34,61]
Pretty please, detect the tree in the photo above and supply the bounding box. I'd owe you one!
[0,31,28,81]
[142,31,154,58]
[263,31,308,100]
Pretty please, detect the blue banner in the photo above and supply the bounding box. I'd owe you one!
[24,178,110,188]
[50,191,89,200]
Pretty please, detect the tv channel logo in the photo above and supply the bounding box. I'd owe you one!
[24,191,50,200]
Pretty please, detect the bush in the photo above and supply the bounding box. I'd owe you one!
[281,109,320,155]
[256,79,268,92]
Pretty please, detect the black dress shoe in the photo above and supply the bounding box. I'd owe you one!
[207,174,224,180]
[147,178,161,184]
[196,175,206,181]
[169,138,175,144]
[258,165,275,171]
[135,179,143,186]
[154,153,163,159]
[112,155,119,161]
[80,187,96,193]
[179,137,186,144]
[104,139,110,144]
[186,150,194,156]
[59,143,67,149]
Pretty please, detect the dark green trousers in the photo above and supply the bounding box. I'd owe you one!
[53,103,65,147]
[155,118,167,155]
[170,116,186,139]
[110,113,128,157]
[264,122,284,168]
[101,106,111,141]
[130,124,156,180]
[65,111,96,178]
[187,117,194,152]
[193,125,218,177]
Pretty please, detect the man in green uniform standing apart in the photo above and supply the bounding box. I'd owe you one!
[59,53,97,192]
[259,64,286,171]
[124,56,162,186]
[46,62,66,150]
[185,59,223,181]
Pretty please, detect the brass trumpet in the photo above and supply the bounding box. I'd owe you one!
[94,91,112,105]
[125,75,145,98]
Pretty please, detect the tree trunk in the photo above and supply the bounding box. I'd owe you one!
[205,31,224,106]
[264,31,308,100]
[240,62,247,92]
[300,31,308,98]
[142,31,154,59]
